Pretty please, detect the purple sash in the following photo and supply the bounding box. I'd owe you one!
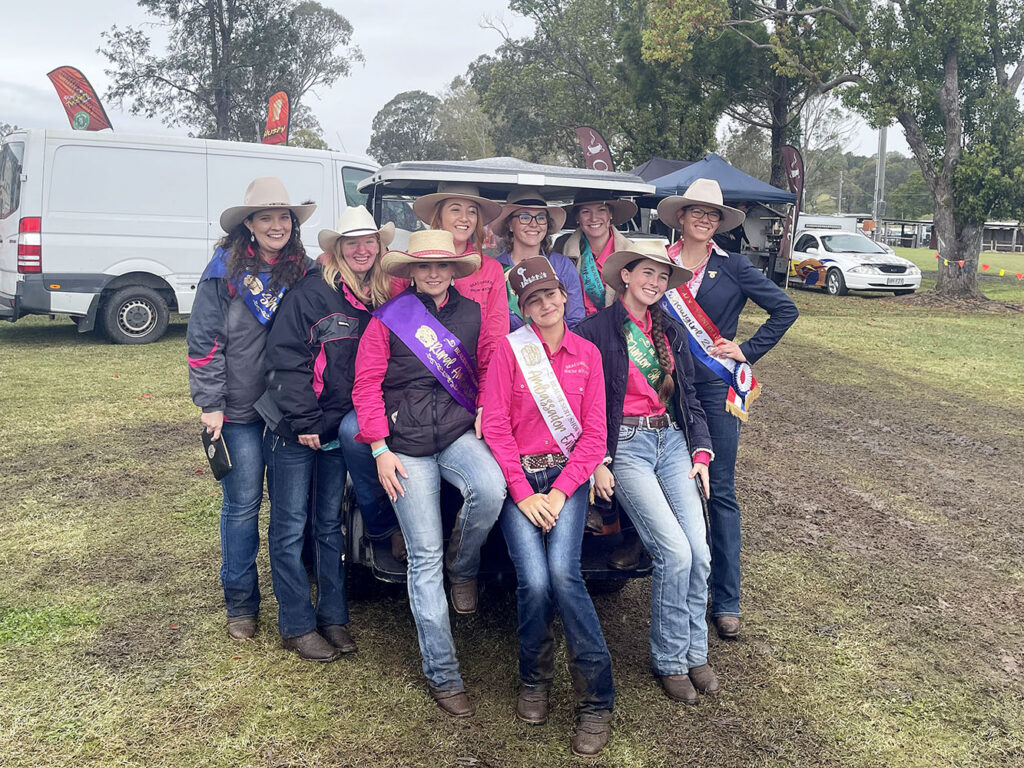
[373,291,479,413]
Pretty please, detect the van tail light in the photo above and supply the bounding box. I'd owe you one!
[17,217,41,274]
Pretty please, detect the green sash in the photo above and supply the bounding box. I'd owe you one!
[624,316,664,391]
[579,236,606,308]
[503,262,522,320]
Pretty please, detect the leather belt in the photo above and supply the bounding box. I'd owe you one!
[521,453,568,472]
[621,414,671,429]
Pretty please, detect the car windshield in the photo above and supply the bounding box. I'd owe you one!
[821,234,888,255]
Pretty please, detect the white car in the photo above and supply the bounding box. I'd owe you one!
[791,229,921,296]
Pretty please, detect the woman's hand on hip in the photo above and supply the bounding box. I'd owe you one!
[593,464,615,501]
[201,411,224,442]
[710,338,746,362]
[688,461,710,498]
[298,433,321,450]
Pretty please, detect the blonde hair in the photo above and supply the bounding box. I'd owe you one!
[430,200,486,252]
[321,234,391,308]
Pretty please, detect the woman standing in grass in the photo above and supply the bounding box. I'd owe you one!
[186,177,314,641]
[352,229,505,717]
[261,206,395,662]
[576,240,718,704]
[481,256,614,757]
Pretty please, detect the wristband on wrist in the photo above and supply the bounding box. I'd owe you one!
[372,445,390,458]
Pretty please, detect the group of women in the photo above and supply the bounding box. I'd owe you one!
[186,173,797,758]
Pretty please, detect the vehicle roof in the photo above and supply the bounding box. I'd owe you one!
[358,157,654,201]
[797,228,874,236]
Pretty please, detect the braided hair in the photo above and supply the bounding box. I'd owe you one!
[648,303,675,405]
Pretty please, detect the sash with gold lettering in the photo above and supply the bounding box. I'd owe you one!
[507,325,582,457]
[660,282,761,422]
[624,316,664,391]
[374,291,479,414]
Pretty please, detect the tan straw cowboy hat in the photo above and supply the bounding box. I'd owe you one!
[412,181,502,225]
[563,188,638,228]
[602,239,692,293]
[219,176,317,233]
[656,178,746,233]
[318,206,396,254]
[380,229,481,280]
[490,186,568,237]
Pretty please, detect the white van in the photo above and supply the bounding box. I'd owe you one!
[0,129,376,343]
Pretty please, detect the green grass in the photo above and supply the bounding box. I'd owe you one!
[1,302,1023,767]
[894,246,1024,302]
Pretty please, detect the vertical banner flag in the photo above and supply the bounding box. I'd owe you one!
[778,145,805,269]
[46,66,113,131]
[262,91,290,145]
[575,126,614,172]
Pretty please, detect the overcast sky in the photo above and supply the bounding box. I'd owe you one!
[0,1,906,160]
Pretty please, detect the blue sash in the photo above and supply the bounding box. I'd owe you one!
[373,291,479,414]
[201,247,288,326]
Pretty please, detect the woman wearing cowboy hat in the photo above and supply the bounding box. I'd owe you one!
[186,177,314,642]
[352,230,506,717]
[553,189,638,316]
[491,186,586,330]
[656,178,797,640]
[576,240,719,705]
[261,206,398,662]
[481,256,615,756]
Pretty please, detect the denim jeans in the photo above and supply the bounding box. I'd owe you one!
[693,379,743,618]
[265,433,349,639]
[218,420,266,619]
[338,409,398,540]
[612,423,711,675]
[390,430,505,690]
[500,465,614,714]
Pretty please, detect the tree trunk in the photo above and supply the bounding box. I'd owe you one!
[932,199,983,298]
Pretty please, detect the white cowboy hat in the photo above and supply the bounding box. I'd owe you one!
[219,177,317,233]
[490,186,568,237]
[318,206,396,254]
[411,181,502,225]
[563,188,638,228]
[602,239,692,293]
[656,178,746,233]
[380,229,481,280]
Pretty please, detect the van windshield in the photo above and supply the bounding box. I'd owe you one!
[0,141,25,219]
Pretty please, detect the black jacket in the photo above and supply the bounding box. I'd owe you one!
[575,301,713,461]
[264,267,370,441]
[383,287,481,457]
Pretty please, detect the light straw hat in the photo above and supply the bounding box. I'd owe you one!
[219,177,316,233]
[656,178,746,233]
[602,239,692,293]
[412,181,502,225]
[379,229,481,279]
[490,186,568,237]
[318,206,395,254]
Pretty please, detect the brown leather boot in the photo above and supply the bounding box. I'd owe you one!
[319,624,357,654]
[688,663,720,695]
[571,710,612,757]
[608,530,645,570]
[226,616,256,640]
[659,673,698,704]
[390,529,407,563]
[429,687,474,718]
[449,579,478,614]
[714,615,741,639]
[282,630,341,662]
[515,684,550,725]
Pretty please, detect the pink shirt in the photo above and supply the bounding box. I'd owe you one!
[352,291,495,444]
[621,304,670,417]
[481,324,607,504]
[581,230,616,316]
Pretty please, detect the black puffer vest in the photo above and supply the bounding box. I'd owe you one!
[382,287,481,457]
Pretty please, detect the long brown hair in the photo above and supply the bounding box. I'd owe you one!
[500,210,552,257]
[429,200,486,252]
[620,259,675,405]
[219,210,307,291]
[321,234,392,308]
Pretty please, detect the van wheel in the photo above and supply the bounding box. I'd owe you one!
[102,286,170,344]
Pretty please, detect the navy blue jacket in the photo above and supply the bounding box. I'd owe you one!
[575,301,713,461]
[688,248,798,384]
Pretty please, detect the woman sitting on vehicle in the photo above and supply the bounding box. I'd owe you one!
[492,187,586,330]
[261,206,395,663]
[352,229,506,717]
[481,256,614,757]
[553,189,638,316]
[576,240,719,705]
[656,179,797,640]
[186,177,314,641]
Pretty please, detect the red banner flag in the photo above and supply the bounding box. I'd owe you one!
[957,260,965,268]
[46,66,113,131]
[982,264,990,271]
[574,127,614,172]
[1017,273,1023,281]
[777,145,805,269]
[262,91,290,145]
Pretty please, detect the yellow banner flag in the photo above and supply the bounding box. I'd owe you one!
[1000,269,1006,276]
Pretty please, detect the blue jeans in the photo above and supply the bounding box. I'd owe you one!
[218,420,267,619]
[693,380,743,618]
[390,430,505,690]
[501,465,614,714]
[338,409,398,540]
[265,433,349,639]
[612,423,711,675]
